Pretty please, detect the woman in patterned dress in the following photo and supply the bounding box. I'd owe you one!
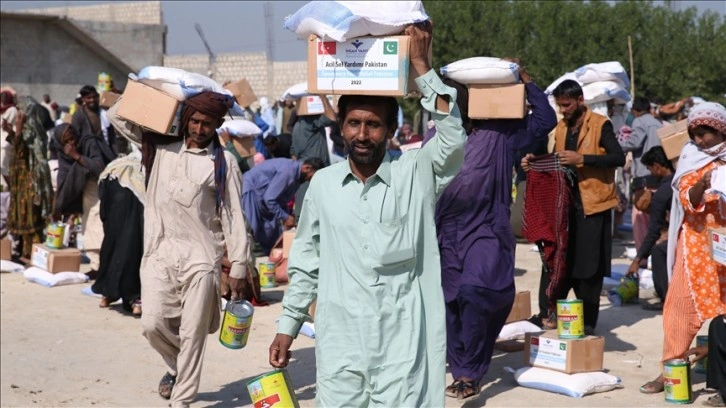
[4,98,54,259]
[641,102,726,394]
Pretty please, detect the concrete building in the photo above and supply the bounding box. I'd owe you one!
[0,12,135,105]
[1,1,306,105]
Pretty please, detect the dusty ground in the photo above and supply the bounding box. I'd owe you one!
[0,238,713,408]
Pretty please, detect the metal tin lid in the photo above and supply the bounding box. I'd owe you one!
[227,300,254,317]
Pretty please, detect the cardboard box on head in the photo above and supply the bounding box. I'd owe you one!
[224,79,257,108]
[307,34,432,97]
[99,91,120,109]
[297,95,340,116]
[657,119,689,160]
[116,80,182,136]
[468,83,527,119]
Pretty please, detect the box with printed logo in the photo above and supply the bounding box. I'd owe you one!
[524,330,604,374]
[297,95,339,116]
[709,227,726,266]
[31,243,81,273]
[307,35,431,97]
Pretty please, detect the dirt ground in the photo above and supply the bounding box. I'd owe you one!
[0,238,713,408]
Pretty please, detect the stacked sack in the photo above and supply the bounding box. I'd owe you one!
[546,61,632,117]
[285,1,430,97]
[440,57,526,119]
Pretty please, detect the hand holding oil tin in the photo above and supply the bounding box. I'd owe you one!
[219,300,254,349]
[685,336,708,374]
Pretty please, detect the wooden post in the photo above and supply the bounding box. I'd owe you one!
[628,35,635,98]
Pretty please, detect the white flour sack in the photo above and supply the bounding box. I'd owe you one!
[218,120,262,137]
[575,61,631,89]
[513,366,622,398]
[440,57,520,85]
[284,1,429,41]
[281,82,309,101]
[582,80,631,104]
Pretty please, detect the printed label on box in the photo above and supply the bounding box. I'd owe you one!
[316,38,401,92]
[529,336,568,371]
[32,245,50,270]
[712,230,726,266]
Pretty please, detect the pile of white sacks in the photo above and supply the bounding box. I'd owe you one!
[546,61,632,117]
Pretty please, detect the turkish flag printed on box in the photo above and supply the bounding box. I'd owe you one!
[317,41,336,55]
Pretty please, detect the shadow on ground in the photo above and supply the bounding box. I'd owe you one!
[196,346,316,407]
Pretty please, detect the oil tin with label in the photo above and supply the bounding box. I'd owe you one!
[45,222,66,249]
[259,262,277,289]
[557,299,584,339]
[607,275,639,306]
[664,358,692,404]
[247,369,300,408]
[219,300,254,349]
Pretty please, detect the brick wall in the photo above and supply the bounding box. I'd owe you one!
[164,52,307,101]
[19,1,162,25]
[0,17,128,105]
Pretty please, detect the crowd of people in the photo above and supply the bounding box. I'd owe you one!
[1,20,725,408]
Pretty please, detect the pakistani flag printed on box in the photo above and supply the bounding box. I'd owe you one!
[308,35,424,97]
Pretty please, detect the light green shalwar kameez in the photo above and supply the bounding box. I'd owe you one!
[277,69,466,407]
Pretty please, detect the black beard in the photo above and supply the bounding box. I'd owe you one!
[566,106,585,128]
[346,140,387,166]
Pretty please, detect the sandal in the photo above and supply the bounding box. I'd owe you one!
[639,380,664,394]
[445,380,462,398]
[158,372,176,400]
[457,380,480,401]
[703,394,726,407]
[99,297,111,308]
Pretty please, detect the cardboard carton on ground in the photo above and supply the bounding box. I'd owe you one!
[282,230,296,259]
[297,95,339,116]
[116,80,182,136]
[224,79,257,108]
[505,290,532,324]
[219,135,256,158]
[31,244,81,273]
[468,83,527,119]
[524,330,605,374]
[99,91,121,109]
[657,119,689,160]
[1,238,11,261]
[307,35,431,97]
[709,227,726,266]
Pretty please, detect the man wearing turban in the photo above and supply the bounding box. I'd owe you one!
[137,91,251,407]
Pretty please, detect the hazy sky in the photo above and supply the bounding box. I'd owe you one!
[1,1,723,61]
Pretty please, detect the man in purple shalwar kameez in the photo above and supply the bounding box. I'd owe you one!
[242,157,324,253]
[425,61,557,400]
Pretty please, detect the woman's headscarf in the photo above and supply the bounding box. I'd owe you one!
[141,91,233,212]
[688,102,726,136]
[666,102,726,280]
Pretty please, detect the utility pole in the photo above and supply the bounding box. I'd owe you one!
[194,23,217,80]
[265,2,275,99]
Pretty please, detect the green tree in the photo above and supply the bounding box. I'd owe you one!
[423,0,725,104]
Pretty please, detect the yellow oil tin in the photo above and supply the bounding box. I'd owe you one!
[557,299,584,339]
[247,369,300,408]
[219,300,254,349]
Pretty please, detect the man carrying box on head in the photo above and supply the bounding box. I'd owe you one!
[131,91,251,407]
[426,59,557,401]
[268,21,467,407]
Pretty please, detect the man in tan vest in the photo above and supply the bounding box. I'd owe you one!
[523,79,625,334]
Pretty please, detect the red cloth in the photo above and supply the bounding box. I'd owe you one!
[521,154,574,316]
